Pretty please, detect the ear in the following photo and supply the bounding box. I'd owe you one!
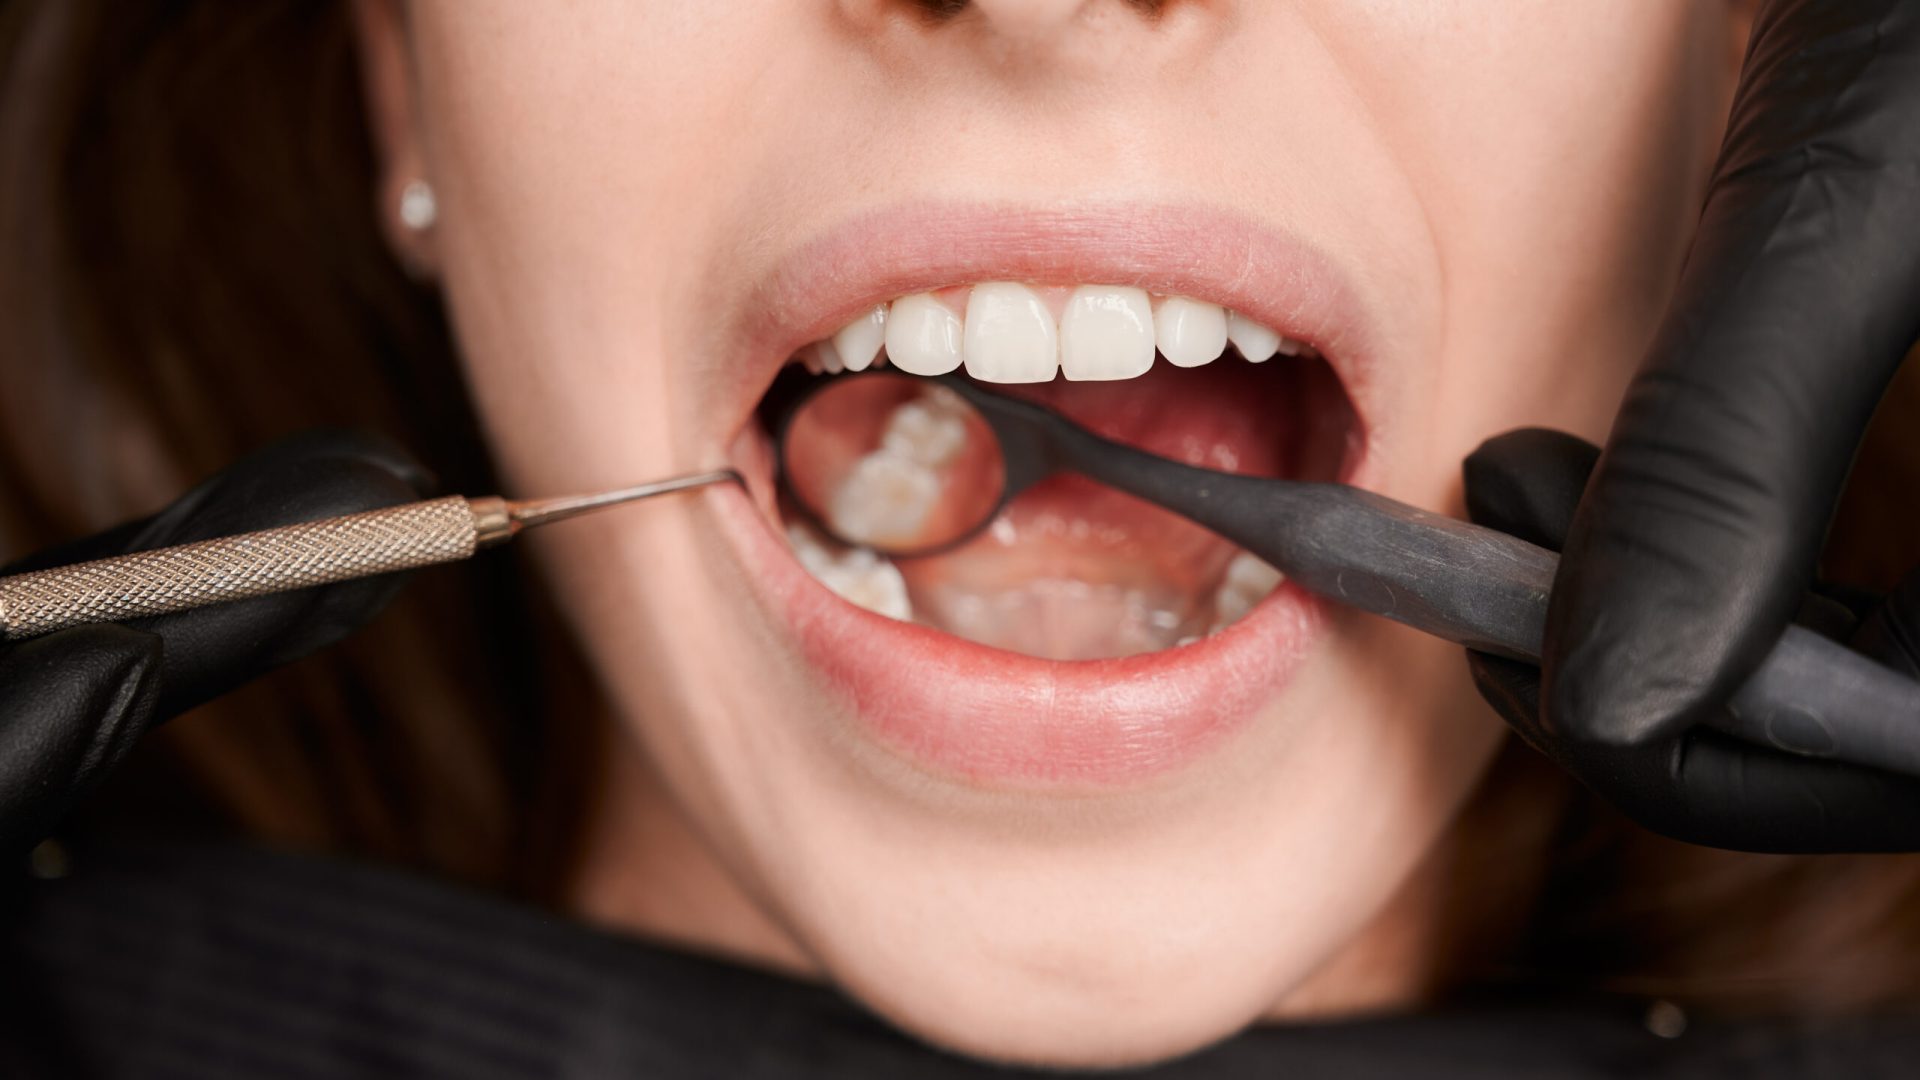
[350,0,437,276]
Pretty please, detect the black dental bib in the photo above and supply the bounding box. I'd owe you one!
[6,838,1915,1078]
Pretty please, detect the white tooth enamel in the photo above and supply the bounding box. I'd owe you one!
[884,293,964,376]
[1276,336,1314,358]
[812,340,845,374]
[824,388,971,547]
[963,282,1058,384]
[1155,296,1229,368]
[828,452,943,549]
[787,522,912,621]
[1060,285,1155,382]
[1152,294,1228,365]
[880,387,970,467]
[800,350,824,376]
[832,304,888,373]
[1211,552,1284,630]
[1227,312,1282,363]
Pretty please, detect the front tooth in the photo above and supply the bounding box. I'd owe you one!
[1155,296,1229,368]
[1060,286,1155,382]
[1227,312,1282,363]
[963,283,1058,384]
[832,304,888,373]
[884,293,964,376]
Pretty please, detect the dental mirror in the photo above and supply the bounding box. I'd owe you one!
[769,367,1920,770]
[773,370,1012,555]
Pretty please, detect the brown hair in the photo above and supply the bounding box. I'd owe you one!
[5,0,1919,1011]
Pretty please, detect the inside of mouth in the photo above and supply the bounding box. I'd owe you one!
[753,287,1360,661]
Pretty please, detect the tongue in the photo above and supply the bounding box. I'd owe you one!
[996,360,1294,475]
[898,361,1297,659]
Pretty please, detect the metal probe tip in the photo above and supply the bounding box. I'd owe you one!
[477,468,744,546]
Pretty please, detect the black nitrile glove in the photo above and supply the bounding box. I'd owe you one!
[0,431,434,855]
[1484,0,1920,844]
[1466,429,1920,852]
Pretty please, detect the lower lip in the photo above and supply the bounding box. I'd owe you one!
[711,480,1327,790]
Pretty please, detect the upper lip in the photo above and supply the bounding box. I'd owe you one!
[718,200,1386,483]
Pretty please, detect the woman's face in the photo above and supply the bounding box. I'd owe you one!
[356,1,1739,1066]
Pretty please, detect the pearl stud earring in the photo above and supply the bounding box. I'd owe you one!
[398,180,438,232]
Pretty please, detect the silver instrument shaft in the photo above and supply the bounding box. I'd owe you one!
[0,469,742,642]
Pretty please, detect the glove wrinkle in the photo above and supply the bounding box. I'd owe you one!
[0,627,162,855]
[1546,0,1920,743]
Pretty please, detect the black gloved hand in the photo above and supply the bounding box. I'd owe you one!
[0,431,433,855]
[1492,1,1920,835]
[1466,429,1920,852]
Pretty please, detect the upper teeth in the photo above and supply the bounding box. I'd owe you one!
[806,284,1313,385]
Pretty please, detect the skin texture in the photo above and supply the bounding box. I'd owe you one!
[351,1,1748,1067]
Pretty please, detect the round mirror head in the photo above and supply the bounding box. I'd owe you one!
[779,373,1007,556]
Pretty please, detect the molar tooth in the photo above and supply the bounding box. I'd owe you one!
[786,523,912,621]
[832,304,888,373]
[1227,312,1282,363]
[799,350,824,376]
[963,283,1058,384]
[1155,296,1229,368]
[1061,286,1155,382]
[880,389,970,467]
[829,452,942,550]
[884,293,964,376]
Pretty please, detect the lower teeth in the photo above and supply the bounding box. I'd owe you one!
[784,520,1284,658]
[787,522,913,622]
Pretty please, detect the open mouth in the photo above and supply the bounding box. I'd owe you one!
[711,205,1378,788]
[760,283,1360,661]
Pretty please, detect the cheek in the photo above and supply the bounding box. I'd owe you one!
[1318,4,1732,456]
[402,4,792,496]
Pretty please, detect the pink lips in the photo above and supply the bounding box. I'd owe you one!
[715,202,1383,790]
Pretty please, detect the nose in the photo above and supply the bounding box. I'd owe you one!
[969,0,1097,41]
[841,0,1171,52]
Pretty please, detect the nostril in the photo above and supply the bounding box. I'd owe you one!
[965,0,1097,39]
[913,0,1166,24]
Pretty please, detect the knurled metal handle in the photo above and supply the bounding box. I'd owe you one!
[0,496,481,642]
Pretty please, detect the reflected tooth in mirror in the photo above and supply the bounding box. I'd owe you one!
[880,388,970,467]
[1061,285,1155,382]
[1155,296,1229,368]
[833,303,888,373]
[828,451,943,550]
[884,293,964,376]
[963,282,1058,384]
[1226,311,1282,363]
[787,522,913,621]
